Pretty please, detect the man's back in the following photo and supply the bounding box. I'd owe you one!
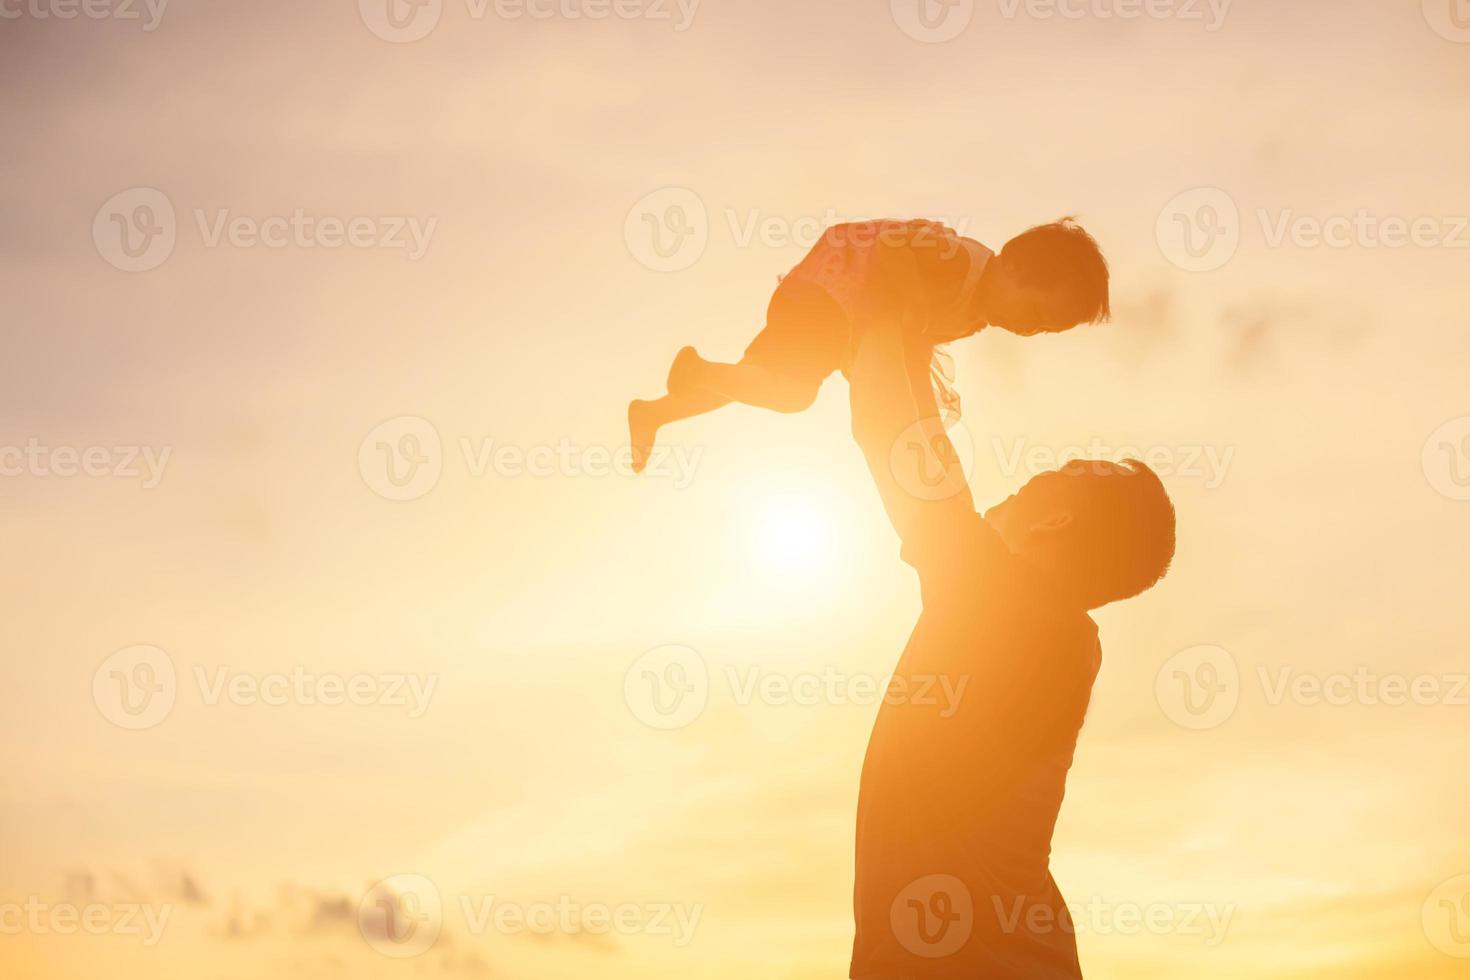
[852,505,1100,979]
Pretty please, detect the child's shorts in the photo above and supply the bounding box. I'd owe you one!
[742,277,851,386]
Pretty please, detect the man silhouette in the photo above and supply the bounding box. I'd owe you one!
[845,249,1177,978]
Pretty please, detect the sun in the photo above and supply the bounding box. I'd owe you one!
[752,499,836,575]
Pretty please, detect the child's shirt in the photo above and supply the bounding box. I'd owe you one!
[784,220,993,340]
[784,220,991,424]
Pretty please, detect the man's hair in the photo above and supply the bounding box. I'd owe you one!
[999,217,1111,327]
[1053,458,1175,609]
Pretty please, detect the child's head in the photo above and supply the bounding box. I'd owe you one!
[985,218,1110,336]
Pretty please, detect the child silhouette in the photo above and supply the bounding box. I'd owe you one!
[629,217,1110,472]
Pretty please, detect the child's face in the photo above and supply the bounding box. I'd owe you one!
[986,262,1075,337]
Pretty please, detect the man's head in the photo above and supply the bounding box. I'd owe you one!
[984,459,1176,610]
[982,218,1110,336]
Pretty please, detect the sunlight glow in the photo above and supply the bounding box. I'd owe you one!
[753,501,835,576]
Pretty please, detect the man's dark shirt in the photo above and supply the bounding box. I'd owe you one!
[851,503,1101,979]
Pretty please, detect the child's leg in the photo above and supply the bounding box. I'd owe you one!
[677,352,821,415]
[628,388,731,474]
[629,343,823,474]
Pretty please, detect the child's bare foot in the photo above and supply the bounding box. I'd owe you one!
[628,399,660,474]
[667,346,705,395]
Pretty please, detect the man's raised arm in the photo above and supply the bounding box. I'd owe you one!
[848,249,976,544]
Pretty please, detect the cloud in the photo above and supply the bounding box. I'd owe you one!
[1109,287,1182,368]
[1222,307,1276,373]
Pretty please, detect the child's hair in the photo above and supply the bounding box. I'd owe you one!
[1000,217,1111,327]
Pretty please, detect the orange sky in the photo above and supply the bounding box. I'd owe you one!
[3,1,1469,977]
